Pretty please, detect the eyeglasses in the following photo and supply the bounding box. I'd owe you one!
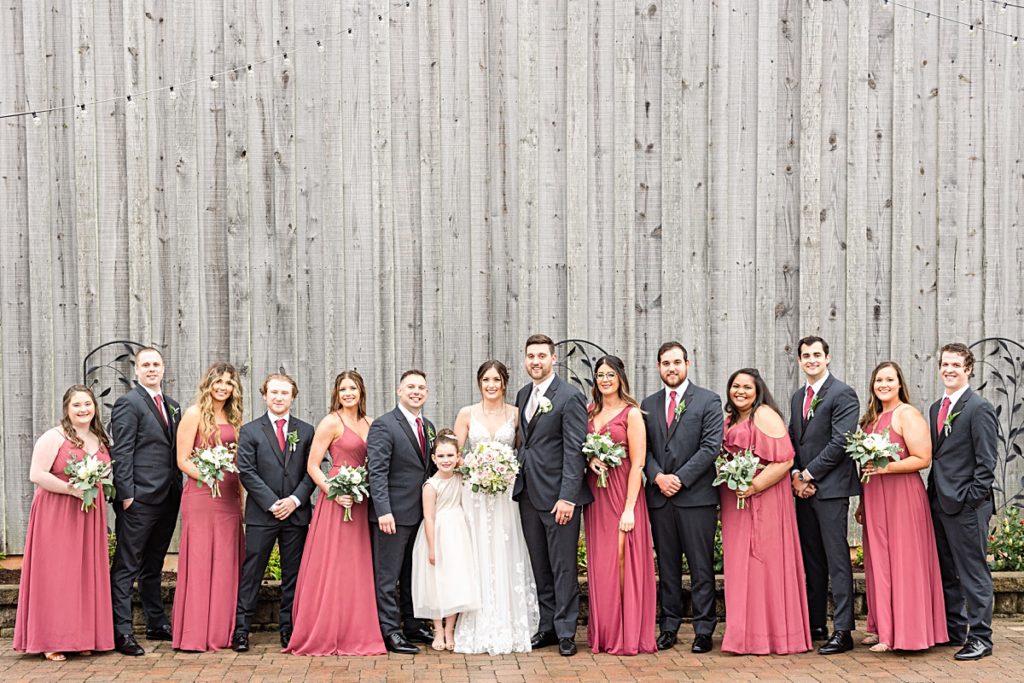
[595,372,617,380]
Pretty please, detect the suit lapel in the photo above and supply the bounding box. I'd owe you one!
[654,391,668,443]
[525,375,560,443]
[260,415,287,465]
[935,389,972,451]
[517,384,531,436]
[136,384,171,444]
[395,407,425,460]
[666,384,694,442]
[929,399,941,448]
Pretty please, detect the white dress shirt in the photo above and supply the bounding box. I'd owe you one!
[266,411,301,509]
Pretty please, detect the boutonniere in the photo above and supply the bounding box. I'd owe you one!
[167,404,180,422]
[673,399,687,421]
[286,429,300,453]
[943,411,961,437]
[806,395,823,420]
[536,397,553,416]
[425,425,435,444]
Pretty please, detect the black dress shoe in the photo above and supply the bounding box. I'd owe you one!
[818,630,854,655]
[280,630,291,649]
[656,630,678,651]
[954,637,992,661]
[691,634,713,654]
[530,630,558,649]
[558,637,577,656]
[115,634,145,656]
[810,626,829,641]
[231,632,249,653]
[385,633,420,655]
[402,626,434,645]
[145,624,173,641]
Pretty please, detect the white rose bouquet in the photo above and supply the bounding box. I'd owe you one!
[459,440,519,495]
[713,448,763,509]
[63,453,115,512]
[845,428,902,483]
[190,444,239,497]
[582,432,625,489]
[326,465,370,521]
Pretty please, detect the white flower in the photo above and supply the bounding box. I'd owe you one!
[536,397,553,415]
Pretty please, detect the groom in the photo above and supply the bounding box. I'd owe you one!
[513,334,590,656]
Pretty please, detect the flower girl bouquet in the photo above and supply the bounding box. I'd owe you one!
[326,465,370,521]
[63,453,115,512]
[713,448,763,509]
[190,444,239,498]
[845,428,902,483]
[582,432,625,489]
[460,440,519,495]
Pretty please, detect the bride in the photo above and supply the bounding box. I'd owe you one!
[452,360,540,654]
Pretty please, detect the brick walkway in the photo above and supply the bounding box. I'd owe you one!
[3,621,1023,682]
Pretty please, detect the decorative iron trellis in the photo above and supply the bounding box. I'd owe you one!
[553,339,609,395]
[81,340,149,423]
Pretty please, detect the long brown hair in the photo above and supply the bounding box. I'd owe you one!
[723,368,781,424]
[329,370,367,419]
[195,363,244,444]
[588,355,641,419]
[859,361,912,430]
[60,385,110,450]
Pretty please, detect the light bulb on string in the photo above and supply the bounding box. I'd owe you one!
[316,40,325,53]
[169,86,178,100]
[282,52,290,66]
[1015,35,1020,45]
[127,94,136,109]
[77,104,87,118]
[247,64,254,76]
[209,75,219,89]
[924,13,931,23]
[32,112,41,126]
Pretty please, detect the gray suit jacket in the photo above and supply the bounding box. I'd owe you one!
[110,384,183,504]
[641,383,724,509]
[788,374,861,500]
[512,374,592,510]
[367,407,435,526]
[927,388,998,516]
[237,414,316,526]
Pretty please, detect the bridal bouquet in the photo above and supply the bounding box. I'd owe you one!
[326,465,370,521]
[460,440,519,495]
[63,453,115,512]
[845,428,902,483]
[190,444,239,498]
[713,448,762,509]
[582,432,625,489]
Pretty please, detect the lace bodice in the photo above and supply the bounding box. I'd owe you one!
[465,410,516,451]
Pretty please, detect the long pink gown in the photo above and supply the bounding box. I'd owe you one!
[172,424,243,651]
[14,437,115,654]
[862,409,947,649]
[584,406,657,655]
[720,417,811,655]
[285,426,386,655]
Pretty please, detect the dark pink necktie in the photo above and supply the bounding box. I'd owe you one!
[936,397,951,434]
[275,418,286,451]
[154,394,168,426]
[666,391,677,428]
[802,386,814,419]
[416,417,426,460]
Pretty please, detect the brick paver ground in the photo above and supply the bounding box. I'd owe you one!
[2,620,1023,682]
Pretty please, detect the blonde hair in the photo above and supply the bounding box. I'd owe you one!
[195,363,244,444]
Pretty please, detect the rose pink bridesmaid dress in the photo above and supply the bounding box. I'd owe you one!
[285,426,385,655]
[172,423,243,651]
[583,405,658,655]
[862,409,947,649]
[14,437,115,654]
[720,417,811,655]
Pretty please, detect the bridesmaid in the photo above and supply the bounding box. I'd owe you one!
[720,368,811,655]
[855,361,947,651]
[14,385,115,660]
[584,356,657,655]
[285,370,386,656]
[172,363,245,651]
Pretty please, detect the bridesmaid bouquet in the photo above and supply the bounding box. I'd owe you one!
[713,449,763,509]
[190,444,239,498]
[845,428,902,483]
[582,432,625,488]
[63,453,115,512]
[326,465,370,521]
[460,440,519,495]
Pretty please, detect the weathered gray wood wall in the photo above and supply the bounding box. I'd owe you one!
[2,0,1023,553]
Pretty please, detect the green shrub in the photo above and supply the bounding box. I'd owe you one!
[577,529,587,570]
[989,506,1024,571]
[264,543,282,580]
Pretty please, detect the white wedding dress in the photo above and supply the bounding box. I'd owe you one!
[454,413,540,654]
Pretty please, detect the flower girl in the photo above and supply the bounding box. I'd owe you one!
[411,429,480,650]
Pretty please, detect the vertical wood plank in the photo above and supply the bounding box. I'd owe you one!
[515,0,539,353]
[845,0,869,391]
[798,0,823,335]
[889,0,914,370]
[755,0,780,383]
[659,0,683,372]
[612,0,635,361]
[468,0,492,374]
[587,0,614,354]
[565,0,588,342]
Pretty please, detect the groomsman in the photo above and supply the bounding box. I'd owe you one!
[109,347,182,656]
[787,336,860,655]
[928,343,997,660]
[640,342,724,653]
[232,373,315,652]
[513,334,591,657]
[367,370,436,654]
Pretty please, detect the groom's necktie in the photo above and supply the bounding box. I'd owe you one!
[416,417,427,460]
[154,394,169,427]
[527,386,540,422]
[275,418,287,452]
[936,397,951,435]
[666,390,677,428]
[802,385,814,420]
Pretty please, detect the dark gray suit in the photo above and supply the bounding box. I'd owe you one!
[927,387,997,647]
[641,383,724,636]
[234,414,316,635]
[512,374,589,639]
[788,374,860,632]
[109,384,182,636]
[367,406,434,636]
